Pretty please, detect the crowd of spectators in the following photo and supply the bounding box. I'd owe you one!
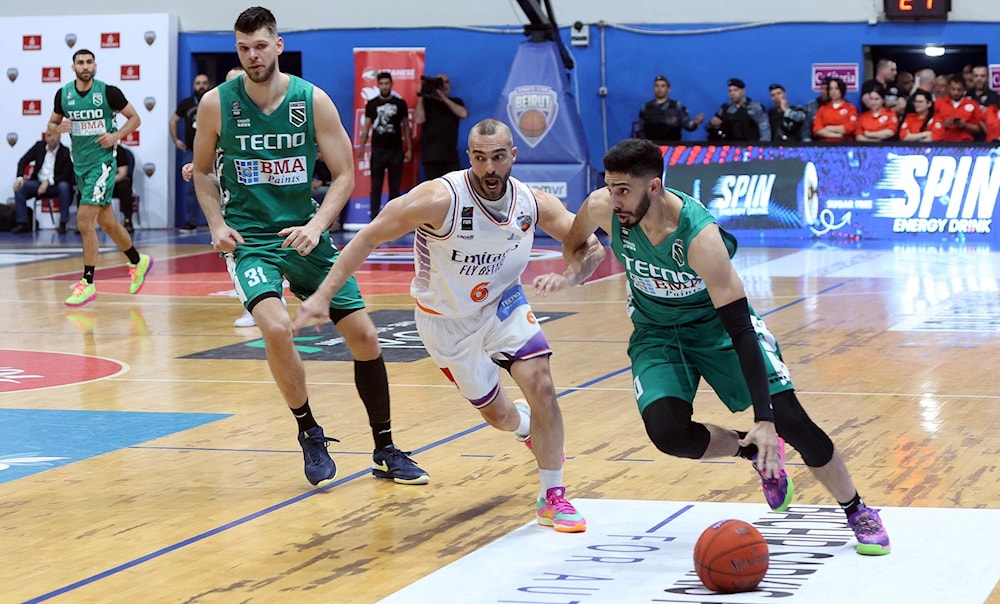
[636,60,1000,144]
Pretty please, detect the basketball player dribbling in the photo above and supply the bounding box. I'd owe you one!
[295,118,602,533]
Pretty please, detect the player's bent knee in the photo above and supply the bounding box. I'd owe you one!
[772,390,835,467]
[641,398,711,459]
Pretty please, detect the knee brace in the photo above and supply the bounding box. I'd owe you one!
[772,390,835,467]
[641,398,711,459]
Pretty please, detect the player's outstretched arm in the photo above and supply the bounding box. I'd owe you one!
[292,179,452,330]
[532,189,608,296]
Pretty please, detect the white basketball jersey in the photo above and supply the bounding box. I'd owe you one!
[410,170,538,316]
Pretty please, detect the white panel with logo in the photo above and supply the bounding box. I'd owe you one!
[0,14,178,228]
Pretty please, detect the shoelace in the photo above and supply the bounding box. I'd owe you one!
[853,513,882,535]
[546,495,577,515]
[71,281,89,295]
[128,265,138,281]
[384,448,417,465]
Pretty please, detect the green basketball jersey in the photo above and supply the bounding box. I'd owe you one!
[60,79,116,169]
[610,187,738,327]
[216,75,317,237]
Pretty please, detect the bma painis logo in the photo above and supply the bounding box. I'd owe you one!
[507,85,558,148]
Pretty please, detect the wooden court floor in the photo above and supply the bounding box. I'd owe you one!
[1,231,998,603]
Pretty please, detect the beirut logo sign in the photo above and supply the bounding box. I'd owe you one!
[507,85,558,148]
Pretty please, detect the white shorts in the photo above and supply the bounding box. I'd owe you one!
[415,284,551,406]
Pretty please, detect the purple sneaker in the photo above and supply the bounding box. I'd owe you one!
[848,505,891,555]
[751,436,794,512]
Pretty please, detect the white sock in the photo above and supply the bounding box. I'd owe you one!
[539,469,563,499]
[514,405,530,440]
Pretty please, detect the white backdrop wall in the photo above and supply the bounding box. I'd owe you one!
[0,1,995,32]
[1,14,178,228]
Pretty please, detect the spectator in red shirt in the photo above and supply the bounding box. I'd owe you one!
[812,77,858,142]
[981,103,1000,142]
[934,75,983,142]
[856,86,899,142]
[899,90,944,142]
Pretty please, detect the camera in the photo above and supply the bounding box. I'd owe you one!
[418,75,445,98]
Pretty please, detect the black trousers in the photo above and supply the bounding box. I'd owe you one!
[422,160,460,182]
[369,147,404,220]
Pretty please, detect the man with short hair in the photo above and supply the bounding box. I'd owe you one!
[967,64,999,109]
[356,71,411,220]
[47,48,152,307]
[767,84,807,142]
[192,6,427,488]
[861,59,904,115]
[171,73,211,232]
[706,78,770,142]
[637,75,704,144]
[294,118,597,533]
[11,131,74,234]
[414,73,467,181]
[935,74,983,142]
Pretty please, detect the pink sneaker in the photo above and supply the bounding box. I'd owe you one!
[536,486,586,533]
[751,436,794,512]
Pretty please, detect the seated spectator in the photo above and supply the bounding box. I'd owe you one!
[812,77,858,142]
[982,102,1000,142]
[935,75,983,143]
[114,146,136,234]
[803,78,831,143]
[899,90,944,142]
[11,131,74,234]
[705,78,770,142]
[767,84,807,142]
[637,75,704,144]
[856,86,899,142]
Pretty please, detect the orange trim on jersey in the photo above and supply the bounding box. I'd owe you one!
[415,300,442,315]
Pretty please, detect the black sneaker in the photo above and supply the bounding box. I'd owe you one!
[10,223,29,234]
[372,445,430,485]
[297,426,339,486]
[57,222,68,235]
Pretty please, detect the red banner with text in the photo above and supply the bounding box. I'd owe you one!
[348,47,425,227]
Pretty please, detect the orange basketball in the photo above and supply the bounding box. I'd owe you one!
[519,109,547,137]
[693,519,769,593]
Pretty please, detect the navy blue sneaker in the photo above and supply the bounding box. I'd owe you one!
[372,445,430,485]
[298,426,338,486]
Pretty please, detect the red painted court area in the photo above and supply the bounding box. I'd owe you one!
[39,246,623,298]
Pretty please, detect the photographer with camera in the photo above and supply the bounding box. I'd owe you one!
[414,72,468,181]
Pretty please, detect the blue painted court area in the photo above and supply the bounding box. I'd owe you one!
[0,409,230,484]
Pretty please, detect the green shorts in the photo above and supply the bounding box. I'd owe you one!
[627,307,794,415]
[225,232,366,311]
[76,159,117,206]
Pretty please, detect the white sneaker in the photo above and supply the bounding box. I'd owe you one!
[233,309,256,327]
[233,298,287,327]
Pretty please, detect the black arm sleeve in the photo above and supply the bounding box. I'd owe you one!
[53,89,63,115]
[716,297,774,422]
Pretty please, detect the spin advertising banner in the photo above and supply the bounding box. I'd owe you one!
[347,47,424,229]
[660,144,1000,243]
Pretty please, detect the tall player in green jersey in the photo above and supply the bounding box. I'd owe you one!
[48,49,153,307]
[191,6,427,488]
[534,138,890,556]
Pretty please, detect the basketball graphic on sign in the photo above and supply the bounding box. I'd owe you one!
[144,30,156,45]
[143,162,156,177]
[519,109,546,138]
[7,68,17,82]
[6,133,18,147]
[144,96,156,111]
[65,33,77,48]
